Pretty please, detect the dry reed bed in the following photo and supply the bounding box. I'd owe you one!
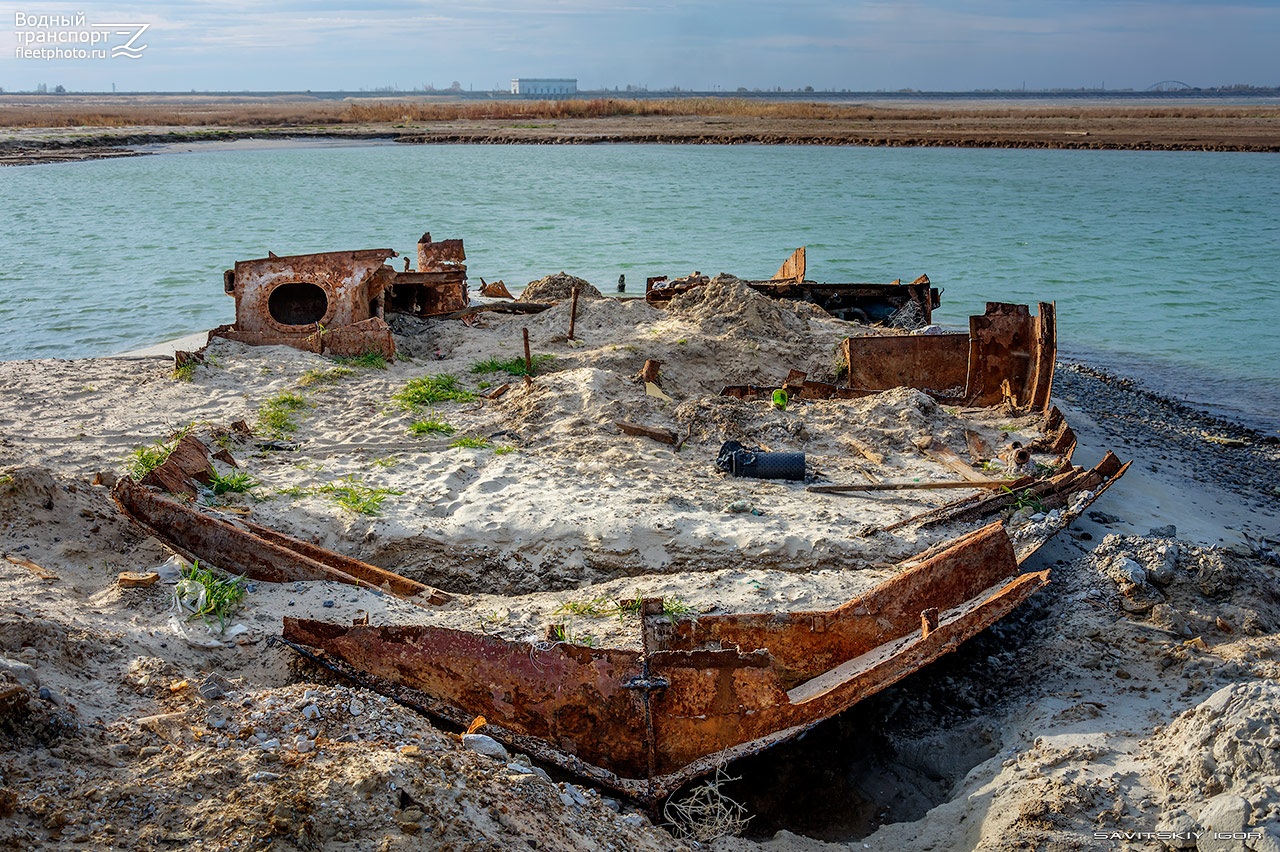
[2,96,1277,129]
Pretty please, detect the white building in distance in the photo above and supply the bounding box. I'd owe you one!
[510,78,577,95]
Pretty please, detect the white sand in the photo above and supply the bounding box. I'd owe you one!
[2,280,1278,850]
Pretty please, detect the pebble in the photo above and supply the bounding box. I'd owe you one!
[1115,557,1147,586]
[139,746,163,758]
[323,600,335,608]
[197,677,226,701]
[294,737,315,754]
[462,734,509,761]
[38,686,62,706]
[260,738,281,751]
[1198,794,1249,852]
[1153,809,1198,849]
[0,657,40,688]
[248,771,281,783]
[348,699,364,717]
[302,704,321,720]
[561,783,587,808]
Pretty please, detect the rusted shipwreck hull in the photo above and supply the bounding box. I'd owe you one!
[645,247,940,327]
[284,523,1037,800]
[282,440,1124,804]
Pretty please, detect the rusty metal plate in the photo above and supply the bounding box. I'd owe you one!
[113,478,445,602]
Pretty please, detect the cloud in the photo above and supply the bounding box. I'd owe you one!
[4,0,1278,91]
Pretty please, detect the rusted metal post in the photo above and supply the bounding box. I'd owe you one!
[921,607,940,639]
[522,328,532,376]
[568,286,580,340]
[639,359,661,384]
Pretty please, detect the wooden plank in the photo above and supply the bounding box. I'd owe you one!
[842,436,885,466]
[917,440,993,484]
[616,421,678,446]
[3,553,58,581]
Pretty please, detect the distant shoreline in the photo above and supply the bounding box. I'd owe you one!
[3,98,1280,164]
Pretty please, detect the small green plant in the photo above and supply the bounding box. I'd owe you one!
[393,374,475,409]
[257,392,311,438]
[494,444,516,456]
[275,485,309,498]
[662,597,693,617]
[209,470,258,495]
[676,338,688,345]
[0,474,13,486]
[554,596,616,618]
[1002,486,1046,514]
[409,419,455,437]
[469,354,555,377]
[175,561,247,633]
[333,352,388,370]
[372,455,399,469]
[316,477,402,516]
[297,366,353,388]
[548,624,595,647]
[172,362,197,382]
[449,436,491,450]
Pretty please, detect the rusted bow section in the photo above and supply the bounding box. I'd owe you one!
[283,522,1059,803]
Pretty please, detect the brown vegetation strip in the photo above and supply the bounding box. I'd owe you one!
[2,97,1279,156]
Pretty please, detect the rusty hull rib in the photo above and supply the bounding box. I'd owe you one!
[842,302,1056,413]
[113,478,447,603]
[283,618,651,777]
[282,521,1048,802]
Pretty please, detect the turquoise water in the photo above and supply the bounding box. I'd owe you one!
[2,142,1277,431]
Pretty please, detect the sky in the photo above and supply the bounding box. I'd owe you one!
[4,0,1279,93]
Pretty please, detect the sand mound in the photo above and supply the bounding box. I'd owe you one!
[518,272,602,303]
[666,277,811,340]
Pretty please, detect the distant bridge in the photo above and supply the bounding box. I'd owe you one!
[1146,81,1194,92]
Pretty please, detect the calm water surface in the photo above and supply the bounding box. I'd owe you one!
[1,142,1277,431]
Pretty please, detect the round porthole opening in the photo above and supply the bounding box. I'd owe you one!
[268,282,328,326]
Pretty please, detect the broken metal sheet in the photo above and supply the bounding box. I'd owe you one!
[841,302,1057,414]
[384,233,470,318]
[138,434,214,497]
[772,246,806,283]
[282,521,1049,802]
[644,249,938,327]
[113,477,448,603]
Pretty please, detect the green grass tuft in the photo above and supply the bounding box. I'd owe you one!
[125,428,191,480]
[297,366,353,388]
[469,354,555,377]
[257,392,312,438]
[448,436,491,450]
[208,470,258,495]
[172,363,197,382]
[393,375,475,409]
[408,419,455,437]
[333,352,388,370]
[175,561,247,633]
[316,477,402,516]
[493,444,516,456]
